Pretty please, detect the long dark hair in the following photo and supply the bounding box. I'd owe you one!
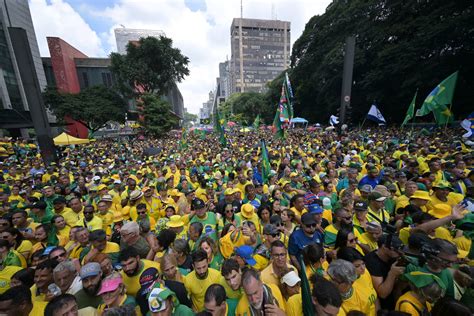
[334,227,354,250]
[4,227,24,249]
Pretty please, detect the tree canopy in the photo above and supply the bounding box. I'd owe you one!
[43,85,127,133]
[266,0,473,124]
[110,36,190,98]
[140,94,179,137]
[218,92,273,125]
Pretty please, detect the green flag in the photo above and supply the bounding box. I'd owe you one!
[402,91,417,127]
[214,111,227,147]
[261,140,271,183]
[299,255,315,316]
[253,114,260,130]
[418,71,458,124]
[272,72,294,139]
[272,109,284,139]
[179,128,188,150]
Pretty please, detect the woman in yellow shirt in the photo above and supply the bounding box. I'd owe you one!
[337,247,379,315]
[1,227,32,262]
[327,259,374,316]
[51,215,70,245]
[396,271,446,316]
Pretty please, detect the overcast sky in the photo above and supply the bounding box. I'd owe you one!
[30,0,332,114]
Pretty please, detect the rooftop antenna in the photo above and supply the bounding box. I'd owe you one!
[120,24,125,28]
[271,3,277,20]
[239,0,244,93]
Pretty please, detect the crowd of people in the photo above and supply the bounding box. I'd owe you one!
[0,126,473,316]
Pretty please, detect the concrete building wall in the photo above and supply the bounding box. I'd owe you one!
[230,18,290,94]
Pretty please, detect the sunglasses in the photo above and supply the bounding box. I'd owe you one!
[305,223,317,228]
[270,233,280,238]
[52,252,66,260]
[348,237,358,243]
[83,212,94,215]
[275,222,284,227]
[137,211,147,215]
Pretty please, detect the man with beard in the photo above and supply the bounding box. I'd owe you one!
[75,262,103,309]
[324,208,362,249]
[289,213,324,271]
[183,249,222,312]
[119,246,161,297]
[235,268,286,316]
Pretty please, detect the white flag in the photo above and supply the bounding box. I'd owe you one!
[366,104,386,125]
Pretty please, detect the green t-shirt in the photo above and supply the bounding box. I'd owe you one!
[75,288,103,309]
[190,212,218,240]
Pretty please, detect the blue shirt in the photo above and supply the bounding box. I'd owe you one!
[358,175,380,188]
[288,228,324,258]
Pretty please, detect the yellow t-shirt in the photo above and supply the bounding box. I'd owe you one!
[261,263,297,288]
[0,266,22,294]
[286,293,302,316]
[183,268,222,311]
[359,232,378,252]
[55,207,81,227]
[121,259,161,296]
[338,276,374,316]
[16,239,33,260]
[76,216,103,232]
[235,283,286,316]
[98,211,114,232]
[396,291,431,316]
[354,270,377,316]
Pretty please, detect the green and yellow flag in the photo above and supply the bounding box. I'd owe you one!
[418,71,458,125]
[253,114,260,130]
[261,140,271,183]
[402,91,417,127]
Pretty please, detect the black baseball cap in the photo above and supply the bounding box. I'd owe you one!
[301,213,316,226]
[191,198,206,210]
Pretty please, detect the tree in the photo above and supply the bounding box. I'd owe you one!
[43,85,127,134]
[268,0,474,124]
[110,36,190,98]
[140,94,179,136]
[219,92,274,125]
[183,112,198,128]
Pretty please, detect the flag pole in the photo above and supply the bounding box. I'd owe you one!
[444,103,453,132]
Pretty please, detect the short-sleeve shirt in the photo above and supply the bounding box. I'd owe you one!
[364,250,395,309]
[288,228,323,258]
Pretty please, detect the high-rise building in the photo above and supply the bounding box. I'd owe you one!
[230,18,290,94]
[114,27,165,54]
[113,27,184,121]
[0,0,53,137]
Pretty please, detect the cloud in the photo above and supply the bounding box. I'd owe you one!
[29,0,104,57]
[30,0,331,113]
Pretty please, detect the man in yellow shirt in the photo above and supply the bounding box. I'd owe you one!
[53,196,80,227]
[261,240,296,287]
[183,249,222,311]
[427,181,460,217]
[235,268,286,316]
[78,205,103,232]
[119,247,161,296]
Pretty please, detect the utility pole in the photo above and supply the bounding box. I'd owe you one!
[239,0,244,92]
[339,36,355,124]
